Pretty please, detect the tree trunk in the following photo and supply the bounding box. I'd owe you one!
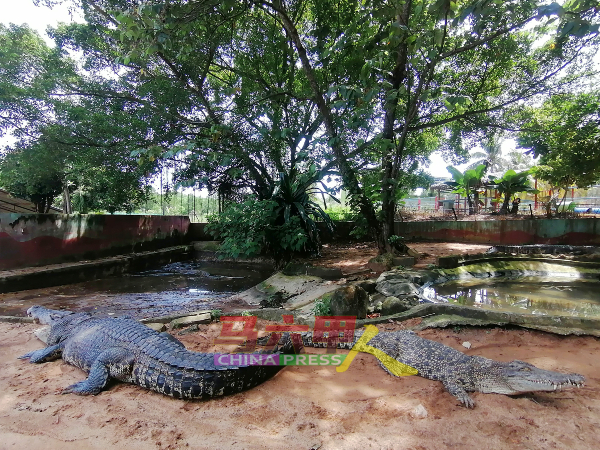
[379,200,396,254]
[272,3,385,251]
[63,183,72,214]
[500,193,511,214]
[376,1,412,254]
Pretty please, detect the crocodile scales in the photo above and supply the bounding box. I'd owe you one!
[268,329,585,408]
[19,306,293,399]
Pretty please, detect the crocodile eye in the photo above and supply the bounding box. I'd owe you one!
[521,367,531,371]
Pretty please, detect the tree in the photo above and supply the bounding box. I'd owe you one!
[487,169,537,214]
[0,142,64,212]
[518,92,600,192]
[253,0,599,251]
[32,1,600,248]
[464,132,504,172]
[446,164,487,214]
[0,23,159,213]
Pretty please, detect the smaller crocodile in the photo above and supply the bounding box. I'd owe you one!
[19,306,293,399]
[265,329,585,408]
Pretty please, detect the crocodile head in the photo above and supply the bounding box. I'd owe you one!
[474,357,585,395]
[27,305,74,326]
[27,306,92,345]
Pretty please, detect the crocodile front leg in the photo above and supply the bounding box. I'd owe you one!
[18,344,63,363]
[62,348,135,395]
[443,380,475,408]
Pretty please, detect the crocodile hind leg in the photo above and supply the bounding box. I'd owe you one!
[18,344,63,363]
[62,348,135,395]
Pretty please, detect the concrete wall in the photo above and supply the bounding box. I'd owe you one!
[0,214,190,270]
[395,218,600,245]
[187,218,600,247]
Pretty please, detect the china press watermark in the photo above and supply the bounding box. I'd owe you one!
[213,353,346,367]
[213,316,417,376]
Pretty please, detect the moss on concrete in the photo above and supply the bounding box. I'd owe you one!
[441,260,600,278]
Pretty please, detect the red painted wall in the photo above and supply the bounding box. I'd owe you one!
[395,219,600,246]
[0,214,190,270]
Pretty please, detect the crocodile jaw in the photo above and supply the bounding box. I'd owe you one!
[27,306,74,325]
[477,359,585,395]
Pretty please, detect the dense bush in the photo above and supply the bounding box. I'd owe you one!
[206,198,310,264]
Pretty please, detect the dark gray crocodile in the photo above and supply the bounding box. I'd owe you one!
[267,329,585,408]
[19,306,292,399]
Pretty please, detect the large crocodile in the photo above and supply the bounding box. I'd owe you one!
[266,329,585,408]
[19,306,292,399]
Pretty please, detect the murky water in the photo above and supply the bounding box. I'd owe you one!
[423,277,600,318]
[0,261,274,319]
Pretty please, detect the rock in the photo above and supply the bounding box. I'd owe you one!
[437,255,459,269]
[368,292,386,306]
[376,269,406,283]
[282,262,343,280]
[392,256,415,267]
[367,253,395,272]
[238,272,337,310]
[376,279,419,297]
[329,285,369,319]
[367,292,385,313]
[462,341,472,349]
[145,322,167,332]
[376,268,435,285]
[381,295,419,315]
[407,247,421,258]
[410,404,428,419]
[353,279,377,294]
[170,312,211,329]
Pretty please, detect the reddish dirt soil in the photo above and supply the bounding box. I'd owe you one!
[1,242,599,449]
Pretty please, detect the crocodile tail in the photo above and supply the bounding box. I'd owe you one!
[134,338,298,399]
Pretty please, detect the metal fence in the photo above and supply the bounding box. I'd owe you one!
[398,195,600,221]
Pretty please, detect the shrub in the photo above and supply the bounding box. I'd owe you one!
[207,164,336,265]
[312,294,332,316]
[206,198,310,264]
[206,199,279,259]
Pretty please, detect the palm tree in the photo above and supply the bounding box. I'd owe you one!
[465,134,504,172]
[446,164,487,214]
[487,169,538,214]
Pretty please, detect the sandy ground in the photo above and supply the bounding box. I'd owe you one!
[1,320,599,450]
[1,242,599,449]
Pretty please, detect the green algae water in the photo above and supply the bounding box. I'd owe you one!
[424,278,600,318]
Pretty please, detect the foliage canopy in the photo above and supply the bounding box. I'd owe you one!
[2,1,600,252]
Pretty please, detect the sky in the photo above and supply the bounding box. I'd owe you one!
[1,1,525,179]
